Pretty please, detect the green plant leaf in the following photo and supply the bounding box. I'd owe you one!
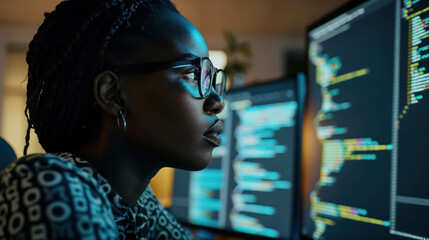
[223,30,237,54]
[225,61,249,75]
[238,42,252,58]
[223,29,253,75]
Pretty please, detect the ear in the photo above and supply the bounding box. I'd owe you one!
[93,71,125,118]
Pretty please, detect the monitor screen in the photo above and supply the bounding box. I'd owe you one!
[169,78,303,239]
[303,0,429,239]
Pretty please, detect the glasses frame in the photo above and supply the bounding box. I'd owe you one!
[107,57,226,99]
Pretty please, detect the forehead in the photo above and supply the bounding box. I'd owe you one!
[107,10,208,64]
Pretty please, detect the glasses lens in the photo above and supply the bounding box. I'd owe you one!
[200,59,212,97]
[214,71,226,98]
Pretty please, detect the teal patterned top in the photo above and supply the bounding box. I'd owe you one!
[0,152,194,240]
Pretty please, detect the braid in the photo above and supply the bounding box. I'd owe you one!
[24,0,179,155]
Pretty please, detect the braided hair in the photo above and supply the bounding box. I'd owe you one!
[25,0,179,155]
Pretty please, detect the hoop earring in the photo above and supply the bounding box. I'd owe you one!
[117,109,127,131]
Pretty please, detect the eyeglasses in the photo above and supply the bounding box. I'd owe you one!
[108,57,227,99]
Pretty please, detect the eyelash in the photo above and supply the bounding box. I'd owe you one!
[183,68,199,82]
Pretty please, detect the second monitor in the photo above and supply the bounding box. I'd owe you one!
[169,78,303,240]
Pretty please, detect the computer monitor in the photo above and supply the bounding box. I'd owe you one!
[169,77,304,240]
[302,0,429,239]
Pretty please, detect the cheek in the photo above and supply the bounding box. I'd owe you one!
[158,95,204,145]
[145,81,203,135]
[124,77,207,162]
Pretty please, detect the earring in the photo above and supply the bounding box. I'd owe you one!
[117,109,127,131]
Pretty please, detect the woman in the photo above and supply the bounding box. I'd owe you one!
[0,0,226,239]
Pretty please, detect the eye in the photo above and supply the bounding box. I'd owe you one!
[182,67,199,89]
[183,68,198,82]
[184,72,197,81]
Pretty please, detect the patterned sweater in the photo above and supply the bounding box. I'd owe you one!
[0,152,195,240]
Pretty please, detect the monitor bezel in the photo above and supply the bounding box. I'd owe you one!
[169,76,305,240]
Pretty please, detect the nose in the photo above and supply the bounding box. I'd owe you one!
[203,88,225,115]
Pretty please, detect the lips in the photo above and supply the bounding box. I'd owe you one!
[203,119,224,147]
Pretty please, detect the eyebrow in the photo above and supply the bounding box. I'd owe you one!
[174,53,199,61]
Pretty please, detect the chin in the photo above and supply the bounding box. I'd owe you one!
[175,152,212,171]
[186,157,211,171]
[192,161,210,171]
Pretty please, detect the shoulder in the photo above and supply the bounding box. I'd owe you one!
[0,153,118,239]
[141,187,195,240]
[1,153,98,188]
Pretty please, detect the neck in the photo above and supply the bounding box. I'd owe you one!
[76,129,162,207]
